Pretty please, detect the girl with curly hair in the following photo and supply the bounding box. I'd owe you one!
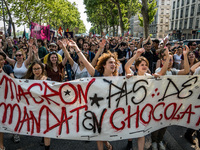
[67,39,118,150]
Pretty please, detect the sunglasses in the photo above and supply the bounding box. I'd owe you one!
[192,44,197,46]
[15,54,22,57]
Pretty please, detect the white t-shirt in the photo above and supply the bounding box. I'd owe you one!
[72,62,91,79]
[173,54,182,64]
[118,63,123,75]
[155,67,179,75]
[194,67,200,75]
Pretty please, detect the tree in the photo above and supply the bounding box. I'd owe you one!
[138,0,157,38]
[3,0,16,38]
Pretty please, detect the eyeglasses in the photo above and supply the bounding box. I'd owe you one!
[33,68,42,71]
[15,54,22,57]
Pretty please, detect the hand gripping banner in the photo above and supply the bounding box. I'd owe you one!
[0,72,200,141]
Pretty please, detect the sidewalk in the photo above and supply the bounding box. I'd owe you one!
[2,126,198,150]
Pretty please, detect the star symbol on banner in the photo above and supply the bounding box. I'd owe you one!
[64,90,71,96]
[90,93,104,108]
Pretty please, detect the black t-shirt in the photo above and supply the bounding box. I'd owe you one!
[116,49,127,64]
[142,50,154,72]
[3,64,14,75]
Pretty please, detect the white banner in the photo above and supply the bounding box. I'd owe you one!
[0,72,200,141]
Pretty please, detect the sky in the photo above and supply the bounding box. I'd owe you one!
[0,0,91,33]
[68,0,91,32]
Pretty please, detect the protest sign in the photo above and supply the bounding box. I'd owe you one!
[30,22,50,41]
[0,72,200,141]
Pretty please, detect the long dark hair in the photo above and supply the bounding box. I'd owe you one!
[25,60,45,79]
[46,52,64,80]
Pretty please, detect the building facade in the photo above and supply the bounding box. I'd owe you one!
[170,0,200,40]
[130,15,143,37]
[150,0,171,39]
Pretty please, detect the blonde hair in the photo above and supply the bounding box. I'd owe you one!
[16,49,26,60]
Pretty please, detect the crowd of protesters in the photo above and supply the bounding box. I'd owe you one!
[0,33,200,150]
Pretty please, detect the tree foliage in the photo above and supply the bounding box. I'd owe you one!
[1,0,86,36]
[85,0,138,36]
[138,0,157,27]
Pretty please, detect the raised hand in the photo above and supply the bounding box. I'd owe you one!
[136,48,145,56]
[28,38,34,47]
[183,45,189,55]
[61,38,68,47]
[32,45,38,54]
[99,39,106,49]
[67,39,77,48]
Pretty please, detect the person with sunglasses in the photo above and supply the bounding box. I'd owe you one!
[0,46,33,79]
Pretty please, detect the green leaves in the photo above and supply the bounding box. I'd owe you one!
[3,0,86,33]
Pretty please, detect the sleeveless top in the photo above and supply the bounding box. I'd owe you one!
[13,62,28,79]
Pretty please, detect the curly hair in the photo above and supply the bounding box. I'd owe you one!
[95,51,119,76]
[134,56,149,70]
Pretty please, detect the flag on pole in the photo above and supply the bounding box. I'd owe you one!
[58,26,63,36]
[66,28,69,32]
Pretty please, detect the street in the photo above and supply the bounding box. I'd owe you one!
[2,126,198,150]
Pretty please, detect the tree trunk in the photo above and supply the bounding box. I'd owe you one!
[141,0,149,39]
[113,25,115,36]
[3,0,16,38]
[116,25,118,36]
[116,1,124,36]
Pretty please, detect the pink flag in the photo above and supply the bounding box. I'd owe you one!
[30,22,50,41]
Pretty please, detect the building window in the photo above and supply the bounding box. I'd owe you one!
[175,20,178,29]
[198,4,200,15]
[162,0,164,5]
[196,18,199,28]
[192,0,196,3]
[177,0,180,7]
[182,0,184,6]
[173,1,175,9]
[171,21,174,30]
[189,18,193,29]
[180,8,183,18]
[172,10,175,19]
[185,6,189,17]
[191,5,195,16]
[176,9,179,19]
[184,19,188,29]
[187,0,190,5]
[160,19,163,23]
[179,20,183,29]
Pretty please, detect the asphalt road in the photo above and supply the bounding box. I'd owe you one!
[2,126,198,150]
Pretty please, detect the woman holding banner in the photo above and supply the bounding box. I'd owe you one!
[124,47,170,150]
[151,45,189,150]
[33,40,69,150]
[66,39,117,150]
